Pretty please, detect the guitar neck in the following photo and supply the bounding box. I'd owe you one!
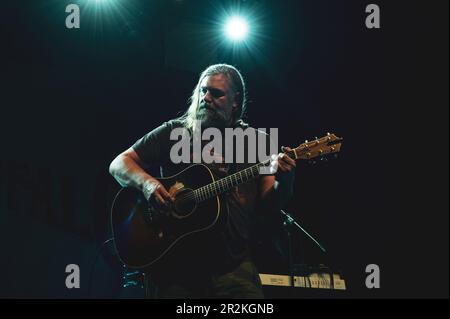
[193,159,270,203]
[192,132,343,203]
[193,149,296,203]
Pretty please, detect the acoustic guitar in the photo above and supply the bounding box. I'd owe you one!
[110,133,343,269]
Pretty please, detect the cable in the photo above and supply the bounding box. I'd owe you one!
[88,237,114,298]
[280,209,326,253]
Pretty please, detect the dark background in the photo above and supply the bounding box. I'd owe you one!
[0,0,448,298]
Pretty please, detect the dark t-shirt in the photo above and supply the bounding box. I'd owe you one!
[132,119,273,278]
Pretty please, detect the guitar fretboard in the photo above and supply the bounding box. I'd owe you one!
[193,159,270,203]
[189,135,344,203]
[193,148,297,203]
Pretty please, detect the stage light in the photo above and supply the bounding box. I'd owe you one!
[225,16,249,41]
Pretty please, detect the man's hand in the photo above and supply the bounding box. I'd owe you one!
[142,178,174,207]
[271,146,296,177]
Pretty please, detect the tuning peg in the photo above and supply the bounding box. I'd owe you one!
[320,156,328,162]
[334,153,339,159]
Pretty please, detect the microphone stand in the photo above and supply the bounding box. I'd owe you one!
[280,209,326,294]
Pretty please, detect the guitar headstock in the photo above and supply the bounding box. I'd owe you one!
[291,133,343,160]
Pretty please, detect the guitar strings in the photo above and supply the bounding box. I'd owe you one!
[172,160,270,204]
[167,142,337,204]
[171,149,300,204]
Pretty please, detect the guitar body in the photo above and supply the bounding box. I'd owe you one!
[111,164,221,269]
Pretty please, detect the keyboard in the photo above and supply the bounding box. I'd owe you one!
[259,273,346,290]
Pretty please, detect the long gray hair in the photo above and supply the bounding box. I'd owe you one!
[180,64,248,130]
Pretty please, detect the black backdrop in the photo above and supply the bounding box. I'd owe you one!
[0,0,448,298]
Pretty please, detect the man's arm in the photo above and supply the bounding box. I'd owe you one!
[109,147,172,205]
[258,147,296,212]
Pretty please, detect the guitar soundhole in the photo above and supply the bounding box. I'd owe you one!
[172,188,196,219]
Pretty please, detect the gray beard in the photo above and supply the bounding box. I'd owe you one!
[196,108,228,129]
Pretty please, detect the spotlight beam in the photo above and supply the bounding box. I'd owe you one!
[225,16,248,41]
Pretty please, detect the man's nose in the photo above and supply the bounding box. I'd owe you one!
[202,90,212,104]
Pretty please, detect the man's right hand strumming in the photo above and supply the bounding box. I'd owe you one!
[109,147,173,208]
[142,178,173,207]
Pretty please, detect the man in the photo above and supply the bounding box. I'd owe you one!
[109,64,296,298]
